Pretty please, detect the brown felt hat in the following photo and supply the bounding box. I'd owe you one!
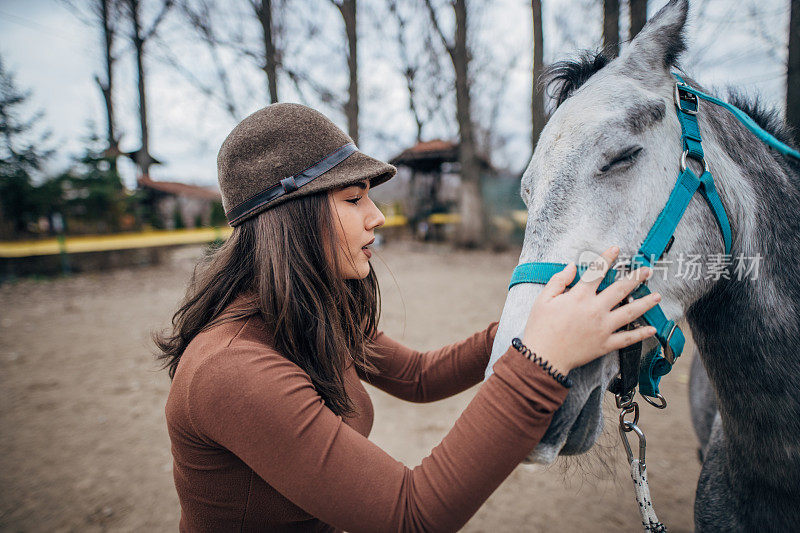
[217,103,396,226]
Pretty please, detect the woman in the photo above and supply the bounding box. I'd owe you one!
[159,103,659,532]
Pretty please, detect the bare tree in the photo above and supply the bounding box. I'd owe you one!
[124,0,173,178]
[387,0,447,142]
[603,0,620,57]
[474,53,518,170]
[629,0,647,40]
[249,0,279,104]
[176,0,282,110]
[177,0,357,138]
[789,0,800,146]
[329,0,359,144]
[531,0,545,152]
[254,0,280,104]
[63,0,122,173]
[389,0,424,142]
[174,0,242,117]
[260,1,360,141]
[424,0,487,247]
[97,0,120,171]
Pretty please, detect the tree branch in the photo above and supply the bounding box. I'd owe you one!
[282,66,345,108]
[142,0,174,41]
[423,0,454,58]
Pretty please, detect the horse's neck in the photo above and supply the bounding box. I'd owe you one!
[685,152,800,489]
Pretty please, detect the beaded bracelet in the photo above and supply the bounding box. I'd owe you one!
[511,337,573,388]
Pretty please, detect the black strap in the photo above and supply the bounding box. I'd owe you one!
[608,340,642,396]
[226,142,357,225]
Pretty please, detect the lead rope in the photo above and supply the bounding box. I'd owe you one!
[631,460,665,532]
[617,391,667,532]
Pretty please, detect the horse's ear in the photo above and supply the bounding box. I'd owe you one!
[621,0,688,73]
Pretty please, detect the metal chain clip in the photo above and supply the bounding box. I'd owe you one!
[616,390,647,474]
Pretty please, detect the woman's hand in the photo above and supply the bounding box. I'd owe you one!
[521,246,660,375]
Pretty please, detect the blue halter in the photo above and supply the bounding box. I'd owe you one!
[509,72,800,398]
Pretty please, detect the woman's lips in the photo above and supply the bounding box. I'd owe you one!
[362,237,374,259]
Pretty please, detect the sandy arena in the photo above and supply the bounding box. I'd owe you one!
[0,240,701,532]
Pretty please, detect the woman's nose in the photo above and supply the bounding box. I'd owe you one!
[365,197,385,230]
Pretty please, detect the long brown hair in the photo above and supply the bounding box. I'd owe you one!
[154,190,382,417]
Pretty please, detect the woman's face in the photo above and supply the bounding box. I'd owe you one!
[328,179,385,279]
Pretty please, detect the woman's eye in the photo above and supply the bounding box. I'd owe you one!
[599,146,643,174]
[346,197,362,205]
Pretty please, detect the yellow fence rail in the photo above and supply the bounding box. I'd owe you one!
[0,227,233,258]
[0,210,528,259]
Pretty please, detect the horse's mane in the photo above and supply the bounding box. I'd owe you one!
[725,89,799,169]
[542,50,610,109]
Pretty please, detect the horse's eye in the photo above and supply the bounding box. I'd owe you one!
[599,146,643,174]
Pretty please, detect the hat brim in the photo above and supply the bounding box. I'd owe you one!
[258,150,396,212]
[298,149,397,195]
[226,148,396,224]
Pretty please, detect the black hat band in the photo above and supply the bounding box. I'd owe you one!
[226,142,357,226]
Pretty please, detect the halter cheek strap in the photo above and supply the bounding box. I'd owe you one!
[673,73,800,161]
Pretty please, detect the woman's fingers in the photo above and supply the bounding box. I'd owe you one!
[539,261,577,300]
[608,292,661,331]
[598,266,652,309]
[577,246,620,293]
[605,325,658,353]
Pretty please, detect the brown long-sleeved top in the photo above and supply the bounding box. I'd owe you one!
[166,299,568,532]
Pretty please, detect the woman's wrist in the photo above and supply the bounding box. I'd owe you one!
[511,337,573,388]
[521,335,572,375]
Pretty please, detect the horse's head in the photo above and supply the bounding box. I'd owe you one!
[487,0,736,463]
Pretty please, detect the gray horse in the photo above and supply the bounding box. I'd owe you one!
[485,0,800,529]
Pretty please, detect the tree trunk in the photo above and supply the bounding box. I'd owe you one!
[255,0,279,104]
[788,0,800,147]
[603,0,620,57]
[130,0,151,177]
[452,0,485,247]
[97,0,118,174]
[388,0,424,142]
[629,0,647,40]
[337,0,359,145]
[531,0,545,153]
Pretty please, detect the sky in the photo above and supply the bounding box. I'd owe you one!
[0,0,791,190]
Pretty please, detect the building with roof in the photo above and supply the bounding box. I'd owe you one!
[137,176,224,229]
[369,140,494,238]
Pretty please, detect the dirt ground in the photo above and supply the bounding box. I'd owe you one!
[0,240,701,532]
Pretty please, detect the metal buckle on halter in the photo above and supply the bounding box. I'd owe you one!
[662,322,678,365]
[680,150,710,173]
[674,83,699,115]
